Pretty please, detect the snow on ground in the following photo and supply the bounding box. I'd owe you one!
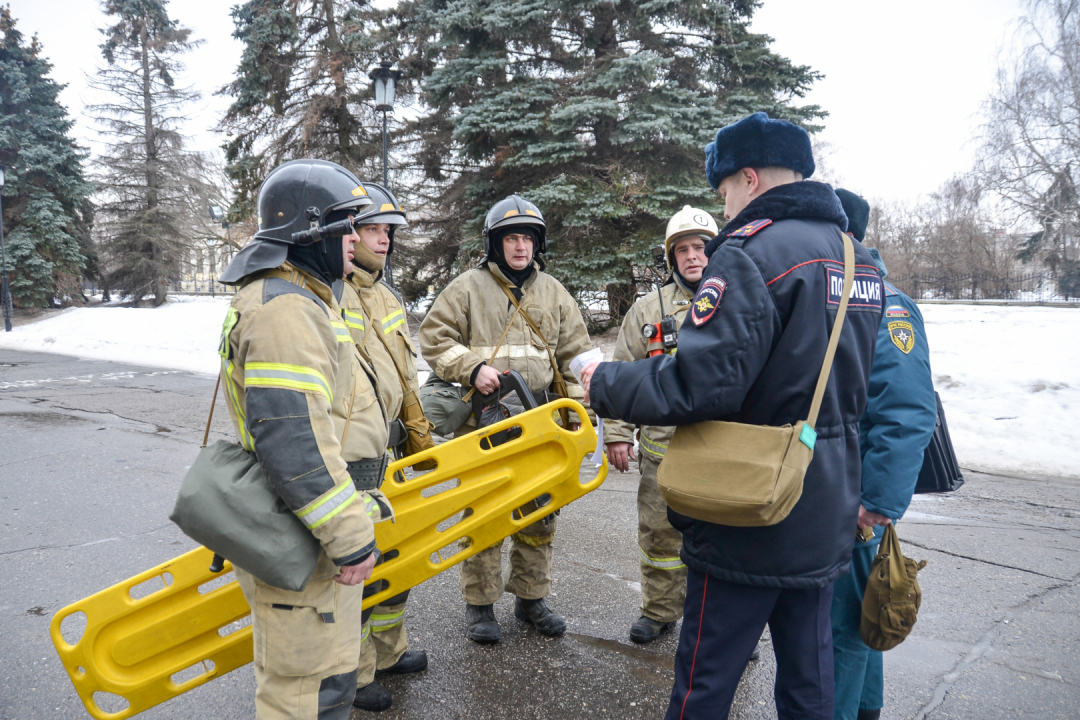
[920,304,1079,479]
[0,295,230,376]
[0,298,1076,479]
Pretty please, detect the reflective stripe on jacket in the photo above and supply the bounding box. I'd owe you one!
[220,262,378,566]
[419,262,592,401]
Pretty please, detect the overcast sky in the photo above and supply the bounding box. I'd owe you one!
[8,0,1026,205]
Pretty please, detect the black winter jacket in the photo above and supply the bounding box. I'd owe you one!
[590,181,884,588]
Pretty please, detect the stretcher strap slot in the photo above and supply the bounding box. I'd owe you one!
[128,572,173,601]
[217,615,251,637]
[170,659,216,688]
[421,477,461,499]
[436,508,470,533]
[429,538,468,565]
[197,572,235,595]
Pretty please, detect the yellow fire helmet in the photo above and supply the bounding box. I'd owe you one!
[663,205,718,271]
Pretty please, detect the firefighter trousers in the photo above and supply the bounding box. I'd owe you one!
[638,453,687,622]
[459,503,557,605]
[236,563,364,720]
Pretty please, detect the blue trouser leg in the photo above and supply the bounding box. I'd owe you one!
[831,541,880,720]
[665,568,835,720]
[771,581,835,720]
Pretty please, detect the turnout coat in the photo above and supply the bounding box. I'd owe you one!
[590,182,885,588]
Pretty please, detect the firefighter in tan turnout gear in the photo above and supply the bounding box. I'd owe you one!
[605,206,716,644]
[419,195,593,643]
[331,182,429,712]
[216,159,389,720]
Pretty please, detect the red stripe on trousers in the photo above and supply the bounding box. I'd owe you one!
[680,573,709,719]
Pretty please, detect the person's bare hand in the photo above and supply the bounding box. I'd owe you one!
[606,441,635,472]
[857,504,892,531]
[474,365,502,395]
[335,552,377,586]
[580,361,601,403]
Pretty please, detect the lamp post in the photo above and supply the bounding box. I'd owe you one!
[369,60,401,286]
[205,237,216,297]
[209,204,233,262]
[0,164,11,332]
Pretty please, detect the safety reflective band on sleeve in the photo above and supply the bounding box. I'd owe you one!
[341,309,365,331]
[244,362,334,403]
[639,547,686,570]
[224,359,255,451]
[370,609,405,631]
[295,481,357,530]
[360,625,370,644]
[640,435,668,459]
[381,309,406,334]
[364,496,377,517]
[331,320,353,343]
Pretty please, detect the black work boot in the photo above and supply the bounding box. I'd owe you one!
[629,616,675,644]
[376,649,428,675]
[353,681,392,712]
[856,710,881,720]
[514,596,567,636]
[465,603,500,644]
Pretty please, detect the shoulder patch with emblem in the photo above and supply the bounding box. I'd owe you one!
[691,276,727,326]
[728,218,773,238]
[888,320,915,354]
[885,305,909,318]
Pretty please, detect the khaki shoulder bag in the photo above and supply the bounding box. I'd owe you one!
[656,232,855,527]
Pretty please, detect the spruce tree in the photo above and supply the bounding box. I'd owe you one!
[0,6,93,308]
[220,0,400,219]
[90,0,204,306]
[399,0,823,318]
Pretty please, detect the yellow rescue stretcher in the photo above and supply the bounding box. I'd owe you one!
[50,398,606,719]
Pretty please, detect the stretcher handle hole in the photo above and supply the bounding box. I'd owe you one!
[92,691,130,715]
[198,571,236,595]
[218,615,252,637]
[128,572,173,601]
[170,659,216,687]
[436,508,470,533]
[421,477,461,499]
[430,537,469,565]
[58,611,88,647]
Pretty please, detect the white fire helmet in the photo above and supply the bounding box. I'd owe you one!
[663,206,718,271]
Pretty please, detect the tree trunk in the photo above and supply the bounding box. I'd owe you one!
[321,0,352,162]
[139,22,166,306]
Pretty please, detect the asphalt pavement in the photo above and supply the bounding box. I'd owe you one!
[1,348,1078,719]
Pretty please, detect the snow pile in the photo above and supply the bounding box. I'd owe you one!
[0,295,229,375]
[921,304,1079,479]
[1,298,1076,478]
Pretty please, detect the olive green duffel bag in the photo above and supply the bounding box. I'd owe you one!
[860,524,927,651]
[656,232,855,527]
[170,439,321,592]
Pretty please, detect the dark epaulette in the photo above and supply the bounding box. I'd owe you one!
[728,218,773,238]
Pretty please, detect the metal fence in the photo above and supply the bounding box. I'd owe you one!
[887,271,1080,304]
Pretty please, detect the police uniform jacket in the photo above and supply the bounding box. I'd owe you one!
[419,262,591,401]
[590,182,884,588]
[859,275,937,546]
[605,281,694,459]
[220,262,384,571]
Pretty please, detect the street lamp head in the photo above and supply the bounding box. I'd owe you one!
[369,60,402,113]
[209,204,225,222]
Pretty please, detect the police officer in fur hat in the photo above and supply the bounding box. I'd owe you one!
[580,112,885,719]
